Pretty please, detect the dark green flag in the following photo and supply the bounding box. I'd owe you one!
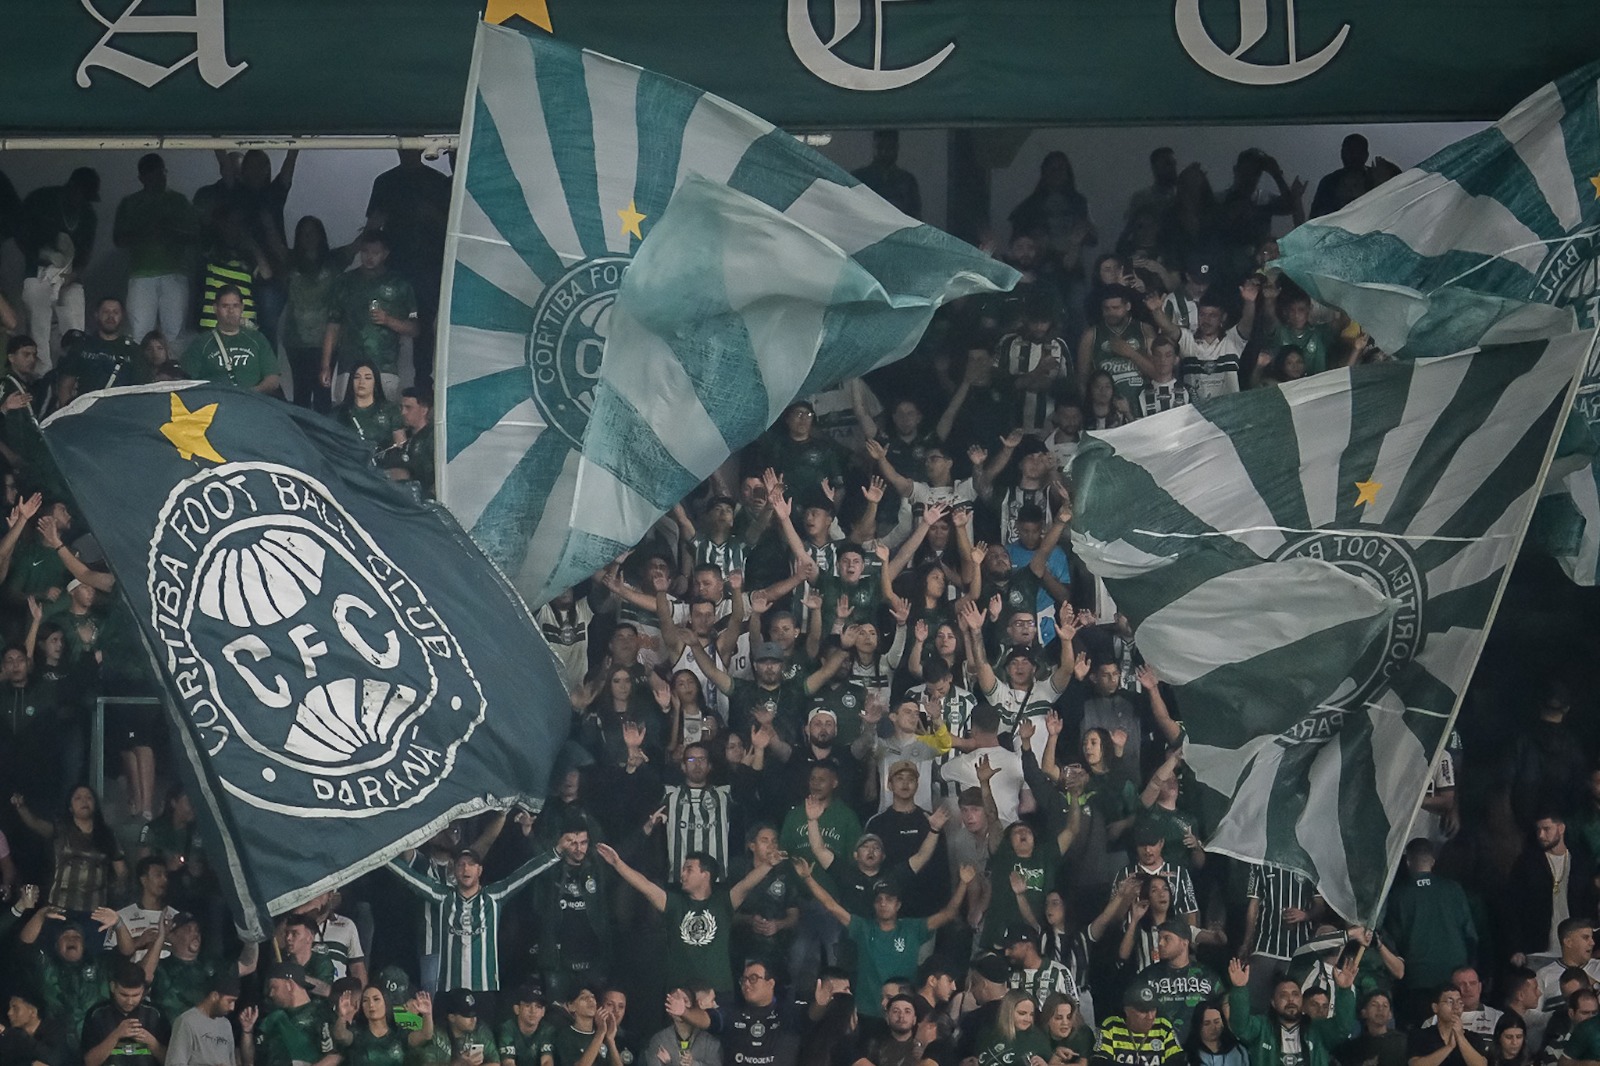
[41,383,566,937]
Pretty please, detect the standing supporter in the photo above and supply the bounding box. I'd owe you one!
[114,154,198,345]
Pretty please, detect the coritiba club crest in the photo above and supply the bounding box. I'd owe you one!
[149,463,485,815]
[1270,531,1423,737]
[529,256,631,445]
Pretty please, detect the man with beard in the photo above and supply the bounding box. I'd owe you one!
[1077,286,1155,413]
[527,823,612,1003]
[781,706,865,807]
[1227,956,1357,1066]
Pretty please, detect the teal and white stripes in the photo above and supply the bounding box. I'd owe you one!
[437,23,1015,608]
[1069,334,1586,921]
[1274,59,1600,583]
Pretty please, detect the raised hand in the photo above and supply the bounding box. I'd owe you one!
[665,988,689,1019]
[921,500,950,527]
[913,619,929,644]
[956,598,984,634]
[987,593,1003,622]
[863,476,887,504]
[975,754,997,784]
[239,1006,258,1032]
[1001,430,1024,449]
[889,596,911,626]
[622,720,648,751]
[970,542,988,567]
[1228,957,1250,987]
[792,856,814,880]
[968,444,989,468]
[1017,715,1036,744]
[728,570,744,593]
[750,591,771,615]
[928,805,950,832]
[958,863,977,884]
[819,481,836,504]
[1009,869,1027,896]
[91,906,120,932]
[596,843,622,867]
[805,795,827,822]
[1073,651,1091,681]
[865,439,888,463]
[1135,663,1159,690]
[7,493,41,531]
[1240,276,1261,303]
[751,724,773,751]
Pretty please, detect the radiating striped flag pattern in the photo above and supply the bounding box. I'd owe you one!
[436,23,1016,609]
[1069,334,1586,921]
[1274,60,1600,583]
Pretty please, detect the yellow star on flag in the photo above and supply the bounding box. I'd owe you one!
[1590,173,1600,199]
[484,0,552,31]
[618,200,647,240]
[160,392,225,463]
[1354,479,1382,507]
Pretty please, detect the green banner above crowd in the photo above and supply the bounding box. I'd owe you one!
[3,0,1600,137]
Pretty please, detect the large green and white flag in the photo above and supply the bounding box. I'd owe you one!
[1274,60,1600,582]
[437,22,1015,609]
[1069,334,1587,921]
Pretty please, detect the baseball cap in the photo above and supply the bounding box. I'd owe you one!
[808,705,838,722]
[972,954,1012,985]
[376,966,415,1008]
[264,960,307,986]
[170,911,200,930]
[1124,981,1158,1008]
[754,642,786,662]
[441,989,480,1017]
[854,833,886,852]
[209,971,242,998]
[510,982,546,1006]
[999,924,1034,948]
[1157,920,1191,942]
[887,760,920,781]
[455,847,484,864]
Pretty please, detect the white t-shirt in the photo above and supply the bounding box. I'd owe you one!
[1177,329,1245,400]
[1535,956,1600,1011]
[940,745,1026,826]
[110,903,179,961]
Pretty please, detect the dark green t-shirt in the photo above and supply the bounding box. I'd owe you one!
[985,836,1060,944]
[348,1026,410,1066]
[661,890,735,992]
[255,1001,334,1066]
[339,401,404,456]
[549,1026,613,1066]
[497,1020,554,1066]
[65,335,141,392]
[329,269,418,375]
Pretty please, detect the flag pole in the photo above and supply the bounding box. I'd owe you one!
[1358,327,1600,931]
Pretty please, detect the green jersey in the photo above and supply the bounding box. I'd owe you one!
[338,401,404,457]
[985,836,1060,945]
[152,954,222,1021]
[846,915,932,1017]
[183,328,279,389]
[254,1001,334,1066]
[661,890,736,992]
[1268,323,1337,375]
[36,949,110,1044]
[731,860,802,968]
[549,1026,613,1066]
[329,269,418,375]
[445,1023,499,1065]
[347,1027,409,1066]
[1089,322,1149,410]
[388,852,554,991]
[497,1020,555,1066]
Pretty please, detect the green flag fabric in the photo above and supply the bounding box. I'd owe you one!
[437,23,1016,609]
[1069,334,1586,921]
[40,383,567,937]
[1274,60,1600,583]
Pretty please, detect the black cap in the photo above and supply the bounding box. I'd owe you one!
[209,971,242,998]
[1157,920,1191,942]
[999,924,1035,948]
[264,960,308,986]
[171,911,201,930]
[510,982,546,1006]
[1124,981,1158,1008]
[441,989,480,1017]
[455,848,484,864]
[972,953,1012,985]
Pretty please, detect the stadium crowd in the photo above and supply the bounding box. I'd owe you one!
[0,133,1593,1066]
